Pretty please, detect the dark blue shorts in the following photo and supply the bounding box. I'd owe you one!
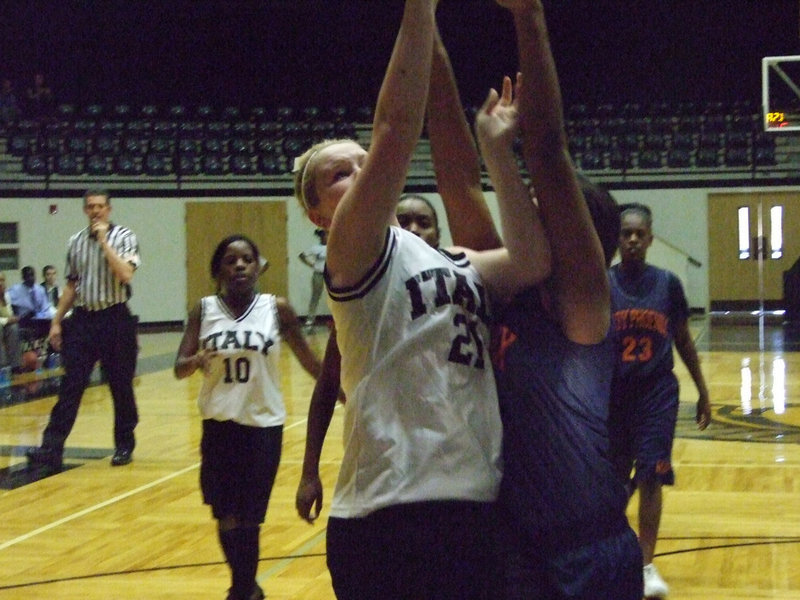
[609,374,679,487]
[327,501,499,600]
[200,419,282,522]
[498,517,643,600]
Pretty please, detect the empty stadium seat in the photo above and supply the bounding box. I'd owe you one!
[696,147,719,168]
[55,104,77,119]
[86,153,113,176]
[83,104,104,118]
[202,153,225,175]
[140,105,159,118]
[671,132,695,151]
[177,154,200,176]
[39,135,64,155]
[115,153,142,175]
[144,153,172,176]
[724,147,750,167]
[55,153,81,175]
[178,138,201,154]
[638,149,663,169]
[725,131,751,149]
[609,150,632,170]
[23,154,49,176]
[666,148,691,168]
[754,146,776,166]
[230,154,255,175]
[221,106,241,122]
[644,133,667,151]
[148,137,173,154]
[196,105,215,120]
[122,137,146,154]
[111,104,132,120]
[258,154,286,175]
[229,138,251,154]
[205,121,230,139]
[93,134,117,155]
[580,150,603,170]
[8,134,34,156]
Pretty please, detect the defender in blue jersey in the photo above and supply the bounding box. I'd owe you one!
[608,202,711,598]
[446,2,643,597]
[491,175,642,600]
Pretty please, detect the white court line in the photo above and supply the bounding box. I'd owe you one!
[259,528,327,582]
[0,416,314,552]
[0,462,200,552]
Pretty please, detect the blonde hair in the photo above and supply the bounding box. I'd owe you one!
[292,138,357,213]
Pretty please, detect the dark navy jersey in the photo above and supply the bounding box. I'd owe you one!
[492,289,629,552]
[609,264,688,382]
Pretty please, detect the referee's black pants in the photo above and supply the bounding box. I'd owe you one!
[42,304,139,454]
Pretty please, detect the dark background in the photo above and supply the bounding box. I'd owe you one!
[1,0,799,111]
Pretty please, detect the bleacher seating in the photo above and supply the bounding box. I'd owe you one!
[0,99,798,185]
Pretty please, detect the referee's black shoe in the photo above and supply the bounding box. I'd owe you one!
[111,448,133,467]
[26,446,63,471]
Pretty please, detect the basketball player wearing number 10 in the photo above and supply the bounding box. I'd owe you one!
[174,234,322,600]
[608,202,711,599]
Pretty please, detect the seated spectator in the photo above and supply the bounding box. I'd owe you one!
[9,266,52,323]
[41,265,59,317]
[0,272,23,372]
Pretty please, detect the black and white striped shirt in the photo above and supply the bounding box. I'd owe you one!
[65,223,141,312]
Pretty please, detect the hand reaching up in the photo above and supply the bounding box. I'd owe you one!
[475,74,519,155]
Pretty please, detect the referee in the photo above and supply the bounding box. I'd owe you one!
[27,188,141,470]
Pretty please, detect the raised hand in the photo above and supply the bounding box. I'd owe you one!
[475,74,519,152]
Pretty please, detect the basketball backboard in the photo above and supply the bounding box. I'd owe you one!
[762,55,800,131]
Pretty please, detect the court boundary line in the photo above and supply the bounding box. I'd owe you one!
[0,417,313,553]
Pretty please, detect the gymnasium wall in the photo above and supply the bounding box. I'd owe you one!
[3,183,783,323]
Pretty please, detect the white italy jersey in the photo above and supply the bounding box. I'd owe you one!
[196,294,285,428]
[327,227,502,518]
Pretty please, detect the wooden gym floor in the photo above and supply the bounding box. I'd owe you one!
[0,315,799,599]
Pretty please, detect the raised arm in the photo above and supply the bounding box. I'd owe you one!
[500,0,609,343]
[428,22,501,251]
[470,75,551,300]
[326,0,437,287]
[96,224,137,284]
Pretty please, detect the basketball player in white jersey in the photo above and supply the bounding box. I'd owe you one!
[291,2,551,597]
[174,234,321,600]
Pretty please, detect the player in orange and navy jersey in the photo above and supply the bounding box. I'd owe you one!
[608,201,712,598]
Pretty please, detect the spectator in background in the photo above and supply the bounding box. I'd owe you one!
[297,228,327,331]
[41,265,60,316]
[0,78,19,126]
[25,72,54,119]
[9,266,52,322]
[0,272,23,373]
